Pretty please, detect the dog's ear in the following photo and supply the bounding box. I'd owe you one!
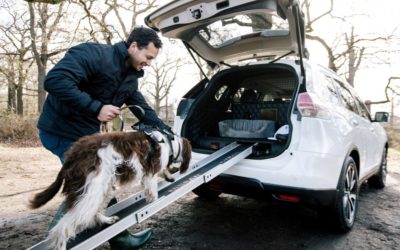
[180,138,191,173]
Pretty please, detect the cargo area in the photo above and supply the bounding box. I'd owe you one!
[181,64,299,158]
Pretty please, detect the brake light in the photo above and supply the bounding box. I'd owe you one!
[297,92,331,119]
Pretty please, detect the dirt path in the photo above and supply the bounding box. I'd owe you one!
[1,145,399,249]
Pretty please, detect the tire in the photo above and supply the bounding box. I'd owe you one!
[193,185,221,200]
[368,148,387,189]
[329,156,359,233]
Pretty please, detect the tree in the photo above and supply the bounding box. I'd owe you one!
[0,2,33,115]
[302,0,394,86]
[366,76,400,104]
[28,1,68,112]
[74,0,158,44]
[143,48,184,118]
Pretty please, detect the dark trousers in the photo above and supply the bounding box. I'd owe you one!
[38,129,75,164]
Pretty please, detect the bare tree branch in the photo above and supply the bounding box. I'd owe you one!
[366,77,400,105]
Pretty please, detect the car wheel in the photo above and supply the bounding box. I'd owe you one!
[331,156,359,233]
[193,185,221,200]
[368,148,387,189]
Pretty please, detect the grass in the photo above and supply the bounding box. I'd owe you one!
[0,113,40,147]
[385,126,400,151]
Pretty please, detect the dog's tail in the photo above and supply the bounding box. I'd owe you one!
[29,169,64,209]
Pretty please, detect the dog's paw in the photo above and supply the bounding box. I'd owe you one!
[49,236,67,250]
[96,213,119,224]
[145,189,158,203]
[105,215,119,224]
[145,195,157,203]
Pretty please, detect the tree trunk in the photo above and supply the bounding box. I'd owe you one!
[37,66,47,112]
[28,2,51,113]
[347,47,356,87]
[165,95,169,122]
[7,81,17,114]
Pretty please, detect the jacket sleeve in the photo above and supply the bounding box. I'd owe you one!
[44,43,103,116]
[126,89,171,131]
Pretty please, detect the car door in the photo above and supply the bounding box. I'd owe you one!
[351,92,382,173]
[333,80,372,178]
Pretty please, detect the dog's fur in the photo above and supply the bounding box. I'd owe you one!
[29,130,191,250]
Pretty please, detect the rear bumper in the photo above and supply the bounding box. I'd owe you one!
[203,174,339,207]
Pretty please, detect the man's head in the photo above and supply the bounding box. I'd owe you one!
[126,27,163,71]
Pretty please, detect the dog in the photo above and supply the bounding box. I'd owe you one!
[29,129,191,250]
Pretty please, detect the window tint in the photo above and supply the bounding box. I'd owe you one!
[314,73,342,105]
[352,93,372,120]
[335,80,358,113]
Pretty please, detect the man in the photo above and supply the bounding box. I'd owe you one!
[37,27,170,249]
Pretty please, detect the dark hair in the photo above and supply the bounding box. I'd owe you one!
[126,27,163,49]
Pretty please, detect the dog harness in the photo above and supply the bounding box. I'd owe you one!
[132,124,180,166]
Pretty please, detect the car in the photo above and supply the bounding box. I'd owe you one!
[145,0,389,232]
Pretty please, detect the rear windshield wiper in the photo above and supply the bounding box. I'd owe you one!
[268,51,295,65]
[220,61,238,68]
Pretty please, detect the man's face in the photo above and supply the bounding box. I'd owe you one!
[127,41,159,71]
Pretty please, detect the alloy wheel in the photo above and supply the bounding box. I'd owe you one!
[342,163,357,225]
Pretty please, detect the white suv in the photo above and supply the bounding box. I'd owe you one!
[145,0,389,232]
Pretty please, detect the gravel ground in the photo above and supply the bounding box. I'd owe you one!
[0,145,399,249]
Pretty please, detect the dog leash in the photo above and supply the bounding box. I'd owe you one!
[100,105,136,133]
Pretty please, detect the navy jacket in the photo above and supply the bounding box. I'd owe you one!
[37,41,169,140]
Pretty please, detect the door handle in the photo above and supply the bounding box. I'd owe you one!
[351,119,359,126]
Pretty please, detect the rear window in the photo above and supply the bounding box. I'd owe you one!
[198,12,289,48]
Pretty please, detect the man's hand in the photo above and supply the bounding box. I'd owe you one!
[97,105,120,122]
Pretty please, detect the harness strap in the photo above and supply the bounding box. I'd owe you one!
[132,124,178,165]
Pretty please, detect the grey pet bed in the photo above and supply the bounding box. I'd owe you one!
[219,119,275,138]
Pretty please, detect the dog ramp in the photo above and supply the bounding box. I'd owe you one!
[28,142,255,250]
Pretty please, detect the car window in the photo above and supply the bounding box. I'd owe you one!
[313,72,342,106]
[233,88,244,103]
[335,80,358,113]
[215,85,227,101]
[198,12,288,48]
[352,93,372,121]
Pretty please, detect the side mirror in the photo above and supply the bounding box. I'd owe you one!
[374,111,389,122]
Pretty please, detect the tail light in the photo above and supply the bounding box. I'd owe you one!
[297,92,331,119]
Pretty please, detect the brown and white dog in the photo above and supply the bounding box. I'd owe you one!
[29,130,191,250]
